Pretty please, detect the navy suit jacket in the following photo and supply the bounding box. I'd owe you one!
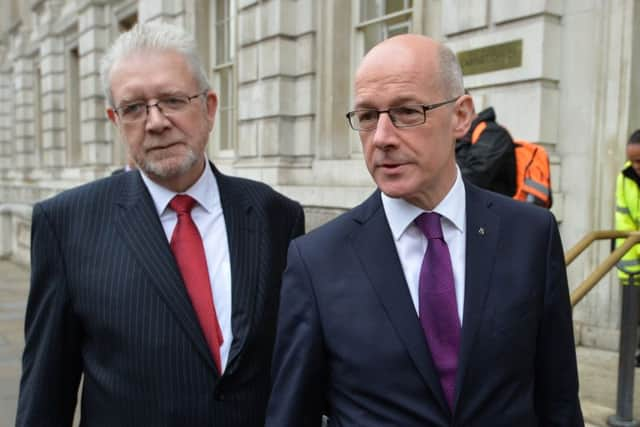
[16,165,304,427]
[267,182,583,427]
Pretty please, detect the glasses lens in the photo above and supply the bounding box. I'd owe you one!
[389,106,425,127]
[351,110,378,131]
[118,103,146,122]
[158,96,190,112]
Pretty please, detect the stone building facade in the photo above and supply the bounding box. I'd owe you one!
[1,0,639,350]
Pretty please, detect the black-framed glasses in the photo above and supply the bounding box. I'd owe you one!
[346,97,460,131]
[114,91,208,123]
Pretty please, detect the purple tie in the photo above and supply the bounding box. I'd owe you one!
[415,212,460,411]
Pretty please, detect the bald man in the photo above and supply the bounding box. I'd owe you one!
[265,35,583,426]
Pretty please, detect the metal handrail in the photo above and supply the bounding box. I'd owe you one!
[566,230,640,425]
[567,230,640,306]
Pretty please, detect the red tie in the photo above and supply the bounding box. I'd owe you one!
[169,194,224,373]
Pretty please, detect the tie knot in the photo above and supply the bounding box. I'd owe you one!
[170,194,197,214]
[415,212,443,240]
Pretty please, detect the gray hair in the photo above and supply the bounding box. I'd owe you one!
[100,22,210,106]
[437,44,464,99]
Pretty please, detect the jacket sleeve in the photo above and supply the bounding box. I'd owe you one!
[265,239,326,427]
[458,122,514,189]
[615,172,637,231]
[15,203,82,427]
[615,172,640,261]
[534,213,584,426]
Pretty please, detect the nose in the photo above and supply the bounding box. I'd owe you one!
[371,112,398,150]
[145,104,171,132]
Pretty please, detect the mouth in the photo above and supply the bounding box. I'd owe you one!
[146,141,181,152]
[378,162,407,170]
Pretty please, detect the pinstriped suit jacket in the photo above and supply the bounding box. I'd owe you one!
[16,165,305,427]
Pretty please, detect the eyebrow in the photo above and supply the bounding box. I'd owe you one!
[353,95,424,110]
[118,90,192,104]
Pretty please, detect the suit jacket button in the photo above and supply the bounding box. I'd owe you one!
[215,391,225,401]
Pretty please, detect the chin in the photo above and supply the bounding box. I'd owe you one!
[378,185,410,200]
[142,153,199,178]
[375,175,411,196]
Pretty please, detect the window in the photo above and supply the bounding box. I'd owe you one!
[33,64,43,167]
[65,46,80,165]
[350,0,416,153]
[357,0,413,54]
[211,0,236,154]
[118,13,137,32]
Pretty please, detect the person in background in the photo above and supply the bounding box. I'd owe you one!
[16,22,304,427]
[455,98,516,197]
[266,34,583,426]
[614,128,640,366]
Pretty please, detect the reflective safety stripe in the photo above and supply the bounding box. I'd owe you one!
[617,259,640,269]
[616,205,631,215]
[524,178,550,196]
[471,121,487,145]
[619,277,640,286]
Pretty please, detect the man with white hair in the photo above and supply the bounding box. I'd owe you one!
[16,22,304,427]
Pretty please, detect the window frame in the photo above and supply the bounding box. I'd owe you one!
[349,0,423,155]
[209,0,237,159]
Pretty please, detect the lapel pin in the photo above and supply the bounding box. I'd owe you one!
[478,227,485,235]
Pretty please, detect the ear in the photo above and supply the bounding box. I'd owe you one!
[107,108,118,125]
[205,90,218,131]
[452,94,474,139]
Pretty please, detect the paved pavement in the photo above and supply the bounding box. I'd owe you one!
[0,259,636,426]
[0,260,28,427]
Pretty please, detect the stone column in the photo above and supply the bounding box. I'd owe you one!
[568,0,640,349]
[236,0,316,184]
[36,1,67,168]
[0,63,12,172]
[316,0,352,160]
[77,0,111,166]
[12,29,37,170]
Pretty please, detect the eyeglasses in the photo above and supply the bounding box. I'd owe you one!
[345,97,460,131]
[113,91,207,123]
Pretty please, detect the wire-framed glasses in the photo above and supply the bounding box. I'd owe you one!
[346,97,460,131]
[114,91,208,123]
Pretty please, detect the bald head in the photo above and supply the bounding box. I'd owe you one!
[356,34,464,100]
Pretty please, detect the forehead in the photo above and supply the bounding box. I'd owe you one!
[354,47,440,107]
[627,144,640,159]
[109,49,197,100]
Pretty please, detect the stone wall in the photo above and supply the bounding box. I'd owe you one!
[0,0,639,350]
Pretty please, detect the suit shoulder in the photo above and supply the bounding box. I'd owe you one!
[220,174,302,211]
[481,187,555,228]
[36,174,124,212]
[293,206,360,250]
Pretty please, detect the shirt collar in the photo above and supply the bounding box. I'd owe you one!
[381,167,466,241]
[139,157,220,216]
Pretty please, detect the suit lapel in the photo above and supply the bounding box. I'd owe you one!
[214,167,261,374]
[453,183,500,409]
[114,171,217,372]
[350,192,450,414]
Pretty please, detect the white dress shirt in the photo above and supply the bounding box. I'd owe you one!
[381,167,467,323]
[139,160,233,372]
